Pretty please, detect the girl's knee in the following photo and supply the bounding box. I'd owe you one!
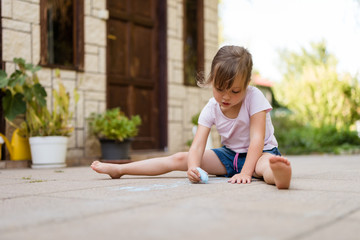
[171,152,188,170]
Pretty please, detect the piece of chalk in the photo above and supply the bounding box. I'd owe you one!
[196,167,209,184]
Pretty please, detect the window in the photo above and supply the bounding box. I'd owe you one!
[40,0,84,70]
[183,0,204,86]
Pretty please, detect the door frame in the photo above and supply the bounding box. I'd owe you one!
[157,0,167,150]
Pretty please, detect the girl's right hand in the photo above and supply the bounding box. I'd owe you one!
[187,167,201,183]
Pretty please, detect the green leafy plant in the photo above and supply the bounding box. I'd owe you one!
[272,41,360,154]
[191,112,200,126]
[272,110,360,155]
[88,108,141,142]
[0,58,79,137]
[275,41,360,130]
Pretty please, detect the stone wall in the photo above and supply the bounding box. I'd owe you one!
[167,0,219,153]
[1,0,219,162]
[1,0,107,164]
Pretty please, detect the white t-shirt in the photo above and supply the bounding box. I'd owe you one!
[198,86,278,153]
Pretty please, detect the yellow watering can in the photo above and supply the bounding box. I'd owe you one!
[0,129,31,160]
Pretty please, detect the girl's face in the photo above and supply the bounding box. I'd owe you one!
[212,76,247,111]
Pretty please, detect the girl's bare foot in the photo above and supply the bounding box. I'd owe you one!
[269,156,292,189]
[91,161,123,179]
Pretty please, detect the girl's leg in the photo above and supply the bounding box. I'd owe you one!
[91,152,188,179]
[253,153,292,189]
[200,150,227,175]
[91,149,227,179]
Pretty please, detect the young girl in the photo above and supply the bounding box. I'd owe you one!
[91,45,292,189]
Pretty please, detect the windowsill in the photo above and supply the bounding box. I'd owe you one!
[183,83,200,87]
[39,63,84,72]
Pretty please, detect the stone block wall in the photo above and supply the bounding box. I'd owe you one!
[1,0,107,163]
[167,0,219,153]
[1,0,219,162]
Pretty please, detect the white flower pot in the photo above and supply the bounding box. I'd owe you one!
[29,136,68,169]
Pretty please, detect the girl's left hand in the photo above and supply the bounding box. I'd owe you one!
[228,173,252,184]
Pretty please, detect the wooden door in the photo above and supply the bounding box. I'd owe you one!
[107,0,167,150]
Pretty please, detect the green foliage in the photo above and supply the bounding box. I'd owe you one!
[275,41,360,130]
[0,58,78,137]
[191,112,200,126]
[23,80,77,137]
[0,58,46,122]
[88,108,142,142]
[3,90,26,120]
[272,111,360,155]
[273,41,360,154]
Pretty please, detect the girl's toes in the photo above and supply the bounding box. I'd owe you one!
[269,155,282,163]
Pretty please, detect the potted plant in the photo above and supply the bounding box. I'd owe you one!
[0,58,78,168]
[190,112,213,149]
[88,108,141,162]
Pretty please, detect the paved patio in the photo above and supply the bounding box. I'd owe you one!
[0,154,359,240]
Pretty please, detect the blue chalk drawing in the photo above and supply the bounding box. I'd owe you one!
[110,181,190,192]
[108,177,228,192]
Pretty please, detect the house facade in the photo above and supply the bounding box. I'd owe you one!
[0,0,219,164]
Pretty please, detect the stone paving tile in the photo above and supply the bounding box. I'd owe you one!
[347,208,360,221]
[291,178,360,193]
[0,155,360,240]
[1,194,356,240]
[0,197,306,240]
[300,219,360,240]
[0,195,135,232]
[0,179,122,199]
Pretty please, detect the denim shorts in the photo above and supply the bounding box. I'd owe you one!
[212,146,281,177]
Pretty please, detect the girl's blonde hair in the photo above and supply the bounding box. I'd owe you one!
[198,45,253,90]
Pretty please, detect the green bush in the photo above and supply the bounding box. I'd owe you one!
[88,108,141,142]
[191,112,200,126]
[272,41,360,154]
[0,58,78,137]
[272,111,360,155]
[275,41,360,130]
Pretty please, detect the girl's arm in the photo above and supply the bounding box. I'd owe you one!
[229,110,266,184]
[187,124,211,182]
